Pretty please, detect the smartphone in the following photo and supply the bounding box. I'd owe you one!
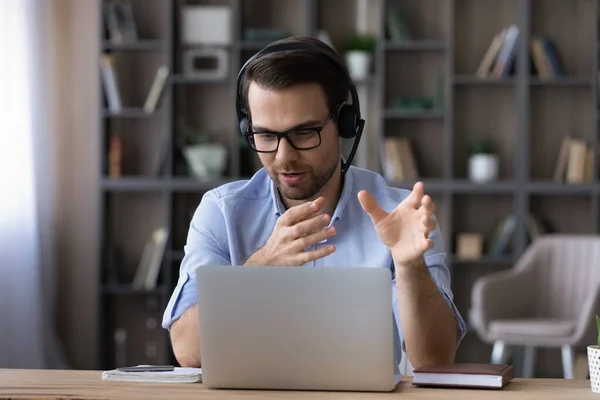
[117,365,174,372]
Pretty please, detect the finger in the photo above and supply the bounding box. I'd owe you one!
[281,197,325,226]
[405,181,425,209]
[421,195,436,214]
[296,244,336,264]
[421,238,435,253]
[290,213,331,239]
[295,225,337,251]
[358,190,388,225]
[421,215,437,236]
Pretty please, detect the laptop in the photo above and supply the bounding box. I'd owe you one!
[195,265,401,392]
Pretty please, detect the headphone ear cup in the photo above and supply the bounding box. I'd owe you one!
[337,105,358,139]
[239,117,249,137]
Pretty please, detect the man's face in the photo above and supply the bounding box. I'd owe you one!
[247,81,340,201]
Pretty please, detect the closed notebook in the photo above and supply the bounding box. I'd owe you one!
[412,363,514,389]
[101,366,202,383]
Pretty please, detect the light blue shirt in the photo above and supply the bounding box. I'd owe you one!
[163,165,466,369]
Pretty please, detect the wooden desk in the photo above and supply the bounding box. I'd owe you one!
[0,369,596,399]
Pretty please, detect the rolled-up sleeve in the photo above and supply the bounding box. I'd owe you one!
[162,190,231,331]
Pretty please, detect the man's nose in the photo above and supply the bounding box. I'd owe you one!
[275,137,299,162]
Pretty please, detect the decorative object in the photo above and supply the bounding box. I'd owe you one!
[181,5,232,45]
[344,33,376,81]
[588,315,600,393]
[468,138,499,183]
[182,48,229,80]
[456,233,483,259]
[182,127,227,180]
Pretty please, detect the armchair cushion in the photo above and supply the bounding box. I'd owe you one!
[489,319,575,337]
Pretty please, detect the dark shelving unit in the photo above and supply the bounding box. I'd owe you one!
[97,0,600,377]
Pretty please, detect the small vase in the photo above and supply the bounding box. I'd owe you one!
[588,345,600,393]
[345,50,371,81]
[468,153,499,183]
[183,143,227,180]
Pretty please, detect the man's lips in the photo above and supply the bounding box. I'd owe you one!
[279,172,306,184]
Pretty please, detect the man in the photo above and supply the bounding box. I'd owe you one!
[162,36,466,370]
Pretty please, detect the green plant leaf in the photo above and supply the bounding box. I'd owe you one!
[345,34,377,53]
[596,314,600,347]
[469,138,495,155]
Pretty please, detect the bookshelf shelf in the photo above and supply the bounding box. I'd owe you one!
[102,40,167,51]
[170,75,230,85]
[453,75,516,86]
[530,77,592,87]
[383,109,444,119]
[102,108,163,118]
[384,40,447,51]
[96,0,600,376]
[101,178,170,191]
[526,181,598,195]
[450,255,514,265]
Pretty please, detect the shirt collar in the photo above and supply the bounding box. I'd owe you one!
[269,166,355,223]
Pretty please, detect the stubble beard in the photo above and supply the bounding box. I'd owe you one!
[270,157,338,201]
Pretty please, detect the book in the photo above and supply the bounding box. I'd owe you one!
[102,366,202,383]
[412,363,514,389]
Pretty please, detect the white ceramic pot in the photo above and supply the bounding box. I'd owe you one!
[345,50,371,81]
[468,153,499,183]
[589,345,600,393]
[184,143,227,179]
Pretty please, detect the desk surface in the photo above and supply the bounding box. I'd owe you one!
[0,369,596,399]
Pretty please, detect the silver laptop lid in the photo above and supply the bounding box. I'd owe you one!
[195,265,399,392]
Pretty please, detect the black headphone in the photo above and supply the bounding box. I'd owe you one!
[235,40,365,174]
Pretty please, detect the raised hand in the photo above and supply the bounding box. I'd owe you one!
[244,197,336,266]
[358,182,437,268]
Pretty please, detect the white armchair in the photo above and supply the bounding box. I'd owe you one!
[469,234,600,378]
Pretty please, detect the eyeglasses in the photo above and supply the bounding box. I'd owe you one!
[244,114,334,153]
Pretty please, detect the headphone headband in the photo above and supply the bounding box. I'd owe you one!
[236,40,361,129]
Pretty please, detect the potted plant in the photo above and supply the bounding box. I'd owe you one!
[181,126,228,180]
[344,33,376,81]
[588,315,600,393]
[468,138,499,183]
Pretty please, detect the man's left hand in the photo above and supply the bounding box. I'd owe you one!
[358,182,437,268]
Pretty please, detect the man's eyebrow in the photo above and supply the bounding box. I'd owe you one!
[252,119,324,132]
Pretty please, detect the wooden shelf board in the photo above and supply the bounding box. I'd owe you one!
[169,177,239,191]
[527,181,597,194]
[388,180,515,193]
[453,75,516,86]
[102,108,162,118]
[450,255,514,265]
[102,40,166,51]
[383,109,444,119]
[385,40,446,51]
[101,178,170,191]
[451,180,516,194]
[101,177,238,192]
[530,77,592,87]
[171,75,229,85]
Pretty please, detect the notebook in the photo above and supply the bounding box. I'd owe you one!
[101,366,202,383]
[412,363,514,389]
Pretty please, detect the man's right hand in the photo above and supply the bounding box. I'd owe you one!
[244,197,336,266]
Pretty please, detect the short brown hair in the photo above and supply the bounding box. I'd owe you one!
[240,36,350,122]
